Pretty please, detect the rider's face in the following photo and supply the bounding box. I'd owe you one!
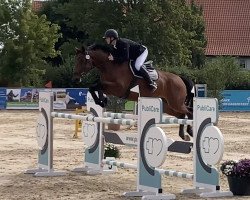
[105,37,111,44]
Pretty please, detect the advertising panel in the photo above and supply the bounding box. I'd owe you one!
[2,88,249,111]
[0,88,7,109]
[6,88,40,109]
[65,88,88,109]
[51,88,67,110]
[4,88,88,110]
[221,90,250,111]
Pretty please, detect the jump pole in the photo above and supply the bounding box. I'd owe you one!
[25,92,66,176]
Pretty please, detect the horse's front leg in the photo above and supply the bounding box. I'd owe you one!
[89,83,107,107]
[90,78,125,107]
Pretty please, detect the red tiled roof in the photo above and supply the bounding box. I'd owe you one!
[190,0,250,56]
[32,0,46,12]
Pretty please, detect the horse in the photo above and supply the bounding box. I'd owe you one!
[73,44,194,141]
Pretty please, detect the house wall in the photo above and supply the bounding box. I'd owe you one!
[239,57,250,70]
[207,56,250,70]
[245,58,250,70]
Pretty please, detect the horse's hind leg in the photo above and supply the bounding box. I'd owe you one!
[178,114,191,141]
[163,86,193,140]
[163,104,190,141]
[185,92,194,137]
[186,107,193,137]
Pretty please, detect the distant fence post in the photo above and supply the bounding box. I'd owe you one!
[195,84,207,97]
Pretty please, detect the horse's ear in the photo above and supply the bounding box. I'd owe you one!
[75,47,84,54]
[75,47,80,53]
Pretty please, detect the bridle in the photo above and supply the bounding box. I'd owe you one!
[79,50,94,77]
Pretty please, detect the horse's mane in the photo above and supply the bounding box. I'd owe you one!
[88,43,112,54]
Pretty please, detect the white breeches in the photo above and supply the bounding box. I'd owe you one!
[135,47,148,71]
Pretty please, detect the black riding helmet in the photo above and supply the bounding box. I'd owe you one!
[103,29,118,39]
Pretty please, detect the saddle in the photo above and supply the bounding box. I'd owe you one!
[129,61,159,81]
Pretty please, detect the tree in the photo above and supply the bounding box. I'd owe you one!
[0,0,61,86]
[31,0,206,88]
[38,0,88,66]
[55,0,206,68]
[201,57,241,98]
[179,0,207,69]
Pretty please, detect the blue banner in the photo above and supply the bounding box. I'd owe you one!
[0,88,7,109]
[2,88,247,111]
[220,90,250,111]
[4,88,89,110]
[65,88,88,109]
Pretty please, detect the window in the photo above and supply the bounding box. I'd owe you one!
[239,59,246,69]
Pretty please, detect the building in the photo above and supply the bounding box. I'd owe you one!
[32,0,47,12]
[190,0,250,69]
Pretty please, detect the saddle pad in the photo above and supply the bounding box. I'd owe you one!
[129,61,159,81]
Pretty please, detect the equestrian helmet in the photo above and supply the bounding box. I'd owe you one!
[103,29,119,39]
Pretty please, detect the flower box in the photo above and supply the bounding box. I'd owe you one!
[227,176,250,195]
[221,159,250,196]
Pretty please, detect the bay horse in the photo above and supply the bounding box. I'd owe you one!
[73,44,194,141]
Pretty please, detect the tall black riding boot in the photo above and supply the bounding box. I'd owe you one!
[139,66,157,91]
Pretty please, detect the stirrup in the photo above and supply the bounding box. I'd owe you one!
[149,82,157,91]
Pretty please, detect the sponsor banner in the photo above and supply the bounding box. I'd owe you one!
[0,88,7,109]
[51,88,67,110]
[220,90,250,111]
[2,88,249,111]
[6,88,23,109]
[4,88,88,110]
[65,88,88,109]
[6,88,40,109]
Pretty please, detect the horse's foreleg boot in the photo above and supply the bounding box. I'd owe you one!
[187,125,193,137]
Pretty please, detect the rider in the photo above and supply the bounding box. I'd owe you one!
[103,29,157,91]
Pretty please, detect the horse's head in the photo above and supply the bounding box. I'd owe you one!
[73,44,112,83]
[73,46,93,83]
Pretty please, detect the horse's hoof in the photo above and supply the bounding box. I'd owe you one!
[99,100,108,108]
[179,133,190,141]
[103,101,108,107]
[103,97,108,105]
[184,135,191,141]
[99,102,105,107]
[187,128,193,137]
[95,100,104,107]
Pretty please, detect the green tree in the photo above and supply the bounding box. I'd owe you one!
[33,0,89,88]
[44,55,78,88]
[0,0,61,86]
[181,0,207,69]
[201,57,241,98]
[32,0,206,88]
[38,0,87,66]
[55,0,206,68]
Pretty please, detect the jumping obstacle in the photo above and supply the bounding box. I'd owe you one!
[75,93,232,199]
[132,97,232,199]
[26,91,232,199]
[25,92,136,176]
[25,93,66,176]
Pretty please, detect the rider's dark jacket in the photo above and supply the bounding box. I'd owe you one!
[110,38,146,63]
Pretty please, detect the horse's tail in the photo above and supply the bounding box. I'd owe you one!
[180,76,194,112]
